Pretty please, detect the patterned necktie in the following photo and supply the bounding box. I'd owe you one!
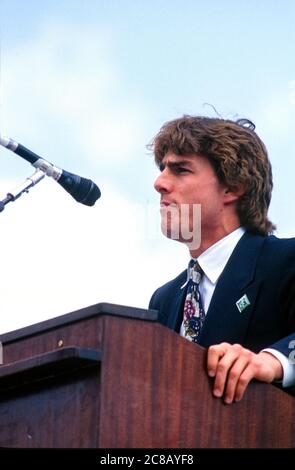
[183,259,206,343]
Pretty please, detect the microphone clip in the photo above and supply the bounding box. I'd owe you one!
[32,158,62,180]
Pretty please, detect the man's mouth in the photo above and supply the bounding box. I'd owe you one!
[160,200,177,207]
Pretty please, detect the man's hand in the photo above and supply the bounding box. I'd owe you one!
[207,343,283,404]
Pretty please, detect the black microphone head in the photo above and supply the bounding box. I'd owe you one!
[58,170,101,206]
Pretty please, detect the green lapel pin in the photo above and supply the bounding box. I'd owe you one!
[236,294,251,313]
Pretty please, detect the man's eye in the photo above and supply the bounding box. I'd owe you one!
[175,167,190,173]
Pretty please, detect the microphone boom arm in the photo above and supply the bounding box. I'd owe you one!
[0,169,46,213]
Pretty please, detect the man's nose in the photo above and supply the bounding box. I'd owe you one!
[154,171,172,194]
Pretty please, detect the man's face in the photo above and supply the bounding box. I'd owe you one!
[154,152,228,249]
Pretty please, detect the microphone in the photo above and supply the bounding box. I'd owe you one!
[0,134,101,206]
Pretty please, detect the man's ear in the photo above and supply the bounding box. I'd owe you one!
[223,186,245,203]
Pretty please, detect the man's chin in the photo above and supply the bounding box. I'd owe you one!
[161,221,188,242]
[161,228,181,242]
[161,221,180,241]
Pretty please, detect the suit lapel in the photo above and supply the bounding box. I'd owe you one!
[157,271,187,330]
[197,233,266,348]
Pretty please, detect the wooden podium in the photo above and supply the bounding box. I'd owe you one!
[0,302,294,448]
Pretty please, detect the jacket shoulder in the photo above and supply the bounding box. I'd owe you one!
[262,235,295,263]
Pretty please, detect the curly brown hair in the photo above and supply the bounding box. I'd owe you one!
[148,115,275,236]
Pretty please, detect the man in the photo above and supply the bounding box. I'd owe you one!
[149,115,295,404]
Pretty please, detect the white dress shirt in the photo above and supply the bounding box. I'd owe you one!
[180,227,295,387]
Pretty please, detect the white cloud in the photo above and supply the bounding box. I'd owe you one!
[1,21,145,169]
[254,89,295,140]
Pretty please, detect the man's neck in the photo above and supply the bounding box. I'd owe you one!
[188,224,242,258]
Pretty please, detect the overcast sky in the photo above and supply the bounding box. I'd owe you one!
[0,0,294,333]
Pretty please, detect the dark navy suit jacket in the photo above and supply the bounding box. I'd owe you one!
[149,232,295,359]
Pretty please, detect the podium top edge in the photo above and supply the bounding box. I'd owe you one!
[0,302,159,344]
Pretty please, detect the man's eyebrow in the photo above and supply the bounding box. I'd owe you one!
[159,159,193,170]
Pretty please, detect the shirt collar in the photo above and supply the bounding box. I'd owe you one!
[197,227,246,284]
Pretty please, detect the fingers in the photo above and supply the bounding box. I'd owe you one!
[233,363,257,402]
[207,343,255,404]
[222,355,253,403]
[207,342,229,377]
